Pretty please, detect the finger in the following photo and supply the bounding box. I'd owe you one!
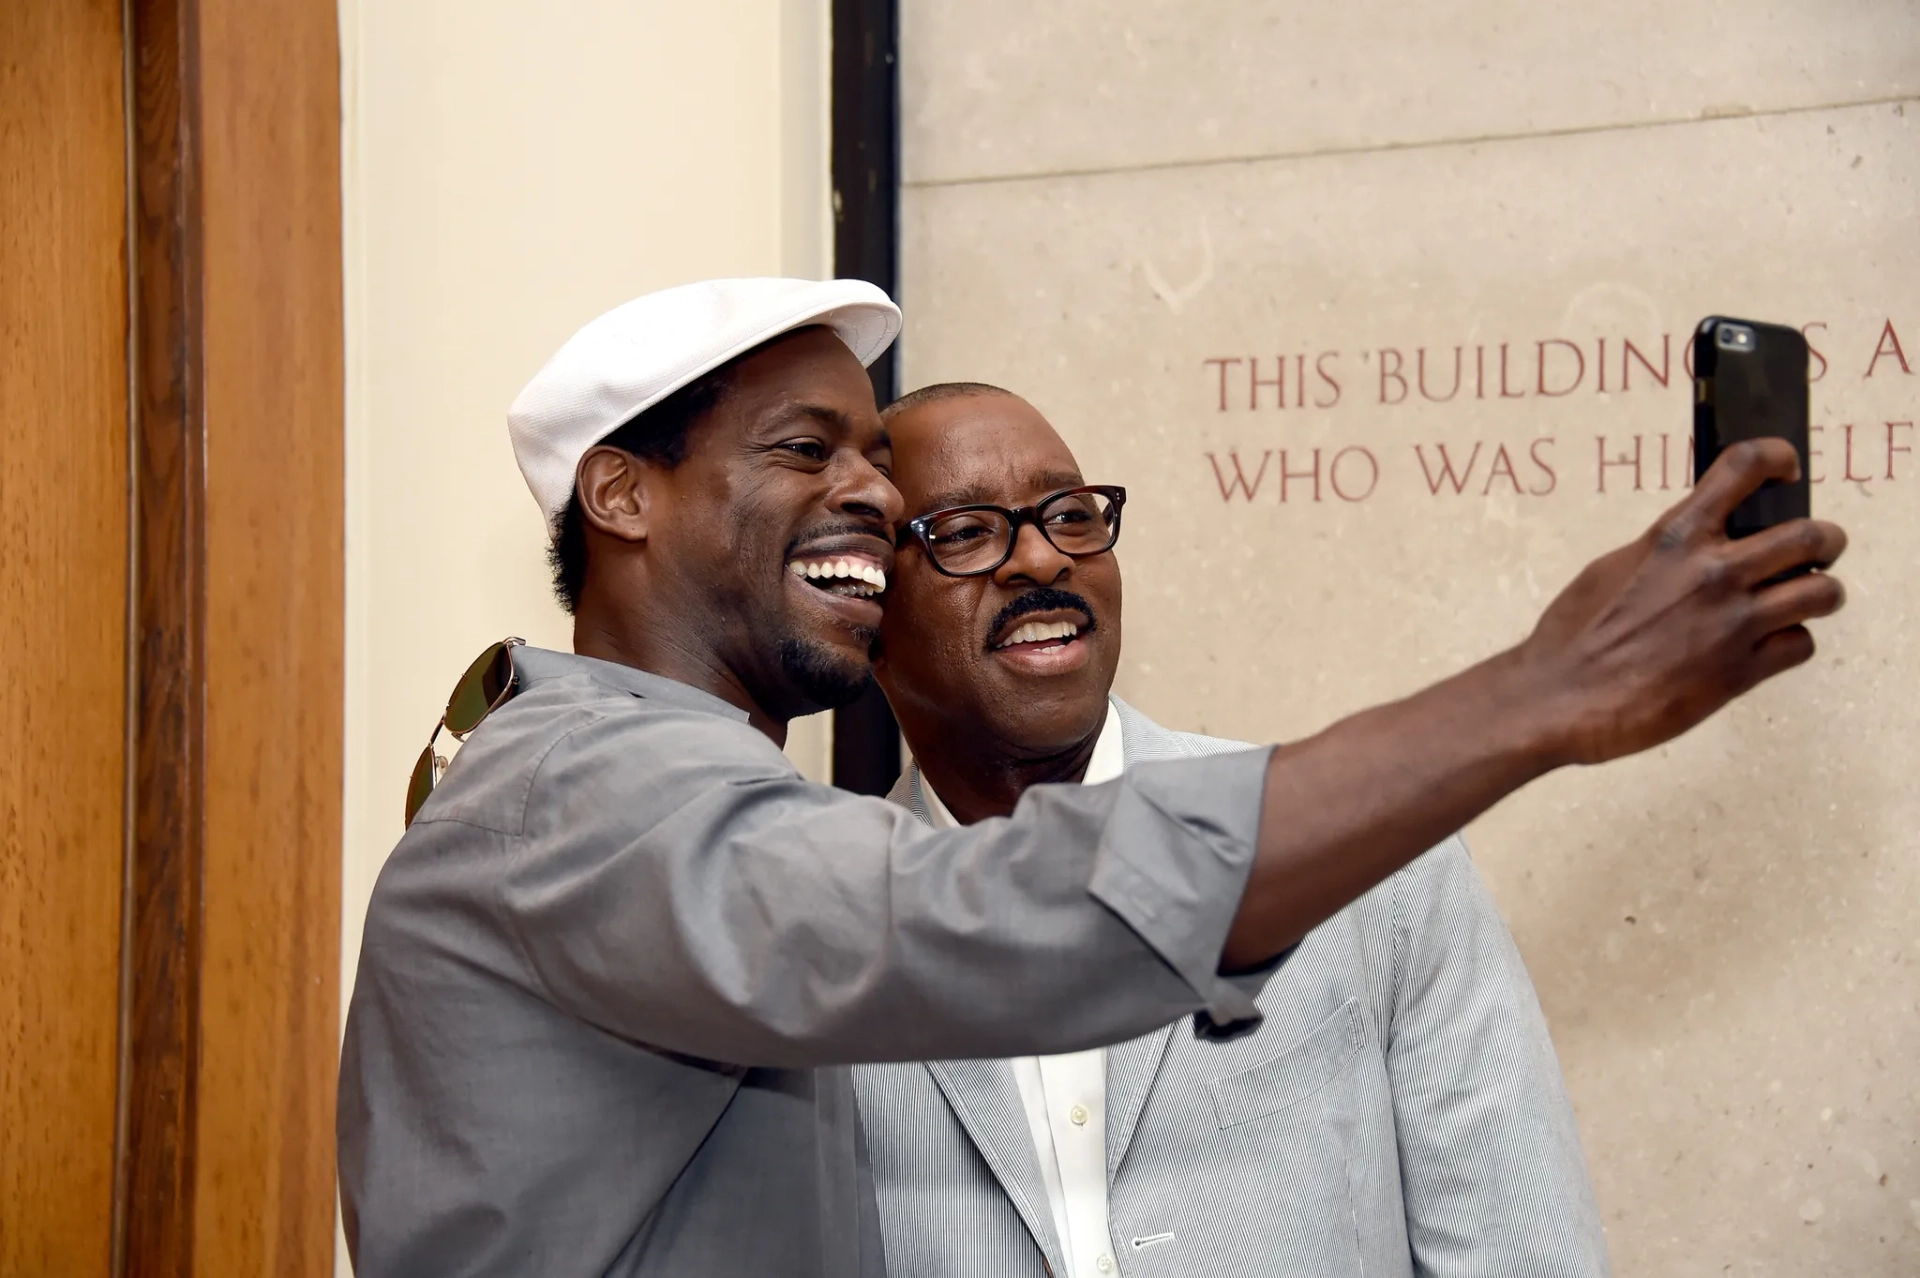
[1747,570,1846,637]
[1733,624,1817,696]
[1726,518,1849,586]
[1657,439,1802,545]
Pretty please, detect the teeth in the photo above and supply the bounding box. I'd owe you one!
[787,557,887,594]
[1000,620,1081,648]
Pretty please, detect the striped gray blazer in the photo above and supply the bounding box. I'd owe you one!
[852,698,1609,1277]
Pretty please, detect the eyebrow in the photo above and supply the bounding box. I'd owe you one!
[762,402,850,433]
[917,469,1087,513]
[760,405,891,453]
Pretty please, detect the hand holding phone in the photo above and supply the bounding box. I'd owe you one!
[1692,316,1812,546]
[1525,434,1846,765]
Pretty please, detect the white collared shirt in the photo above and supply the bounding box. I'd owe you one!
[919,702,1126,1278]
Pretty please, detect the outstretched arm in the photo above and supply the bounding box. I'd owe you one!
[1224,438,1844,969]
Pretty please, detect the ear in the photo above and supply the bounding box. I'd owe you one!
[574,446,652,543]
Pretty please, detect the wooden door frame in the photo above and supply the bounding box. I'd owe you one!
[114,0,343,1273]
[115,0,205,1270]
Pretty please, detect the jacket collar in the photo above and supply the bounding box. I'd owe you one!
[894,696,1187,1198]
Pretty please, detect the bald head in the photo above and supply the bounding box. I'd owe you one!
[882,386,1080,510]
[882,380,1017,425]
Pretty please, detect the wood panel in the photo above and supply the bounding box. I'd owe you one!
[191,0,345,1272]
[121,0,208,1271]
[0,1,132,1272]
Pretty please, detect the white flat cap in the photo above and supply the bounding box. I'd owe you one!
[508,277,902,532]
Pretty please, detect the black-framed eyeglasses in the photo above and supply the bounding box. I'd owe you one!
[405,637,524,828]
[898,485,1127,578]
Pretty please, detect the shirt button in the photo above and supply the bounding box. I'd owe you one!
[1096,1255,1114,1274]
[1069,1104,1089,1126]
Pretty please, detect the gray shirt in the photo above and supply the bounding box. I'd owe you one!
[337,647,1274,1277]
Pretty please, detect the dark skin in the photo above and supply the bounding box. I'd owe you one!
[875,392,1850,969]
[570,326,899,743]
[570,341,1848,969]
[875,392,1122,824]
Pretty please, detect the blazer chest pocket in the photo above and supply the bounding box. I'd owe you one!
[1209,997,1364,1129]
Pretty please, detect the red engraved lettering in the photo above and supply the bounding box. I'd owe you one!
[1417,346,1463,403]
[1378,349,1410,405]
[1596,337,1609,393]
[1329,446,1379,501]
[1414,442,1482,495]
[1499,343,1526,399]
[1536,339,1586,398]
[1597,435,1644,493]
[1482,444,1523,495]
[1528,437,1558,495]
[1888,421,1912,480]
[1802,322,1829,382]
[1204,358,1242,411]
[1206,450,1272,501]
[1866,319,1912,377]
[1250,357,1287,410]
[1842,424,1874,484]
[1314,351,1343,408]
[1622,335,1671,391]
[1474,345,1487,400]
[1294,354,1308,409]
[1279,448,1322,502]
[1654,432,1697,490]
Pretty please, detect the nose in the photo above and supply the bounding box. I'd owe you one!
[993,520,1073,588]
[836,452,904,532]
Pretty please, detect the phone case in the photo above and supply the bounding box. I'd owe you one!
[1692,316,1811,539]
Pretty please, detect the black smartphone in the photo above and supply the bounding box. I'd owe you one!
[1692,315,1811,542]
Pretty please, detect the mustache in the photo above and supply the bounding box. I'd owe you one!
[984,587,1098,650]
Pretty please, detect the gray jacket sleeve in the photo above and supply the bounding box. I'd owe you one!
[1386,838,1612,1277]
[492,705,1275,1069]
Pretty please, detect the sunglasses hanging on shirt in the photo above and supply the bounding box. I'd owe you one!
[404,637,525,828]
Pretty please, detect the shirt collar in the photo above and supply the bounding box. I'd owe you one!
[511,645,753,722]
[920,699,1124,830]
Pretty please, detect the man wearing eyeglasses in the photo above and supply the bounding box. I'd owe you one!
[853,382,1607,1278]
[338,278,1846,1278]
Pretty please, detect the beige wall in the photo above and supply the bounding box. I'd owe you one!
[898,3,1919,1272]
[336,1,831,1267]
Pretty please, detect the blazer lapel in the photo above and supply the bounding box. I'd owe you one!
[925,1059,1067,1274]
[1104,1024,1176,1179]
[1104,700,1186,1177]
[889,762,930,823]
[906,711,1195,1246]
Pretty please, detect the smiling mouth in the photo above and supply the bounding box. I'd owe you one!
[993,619,1081,652]
[786,556,888,601]
[998,617,1075,652]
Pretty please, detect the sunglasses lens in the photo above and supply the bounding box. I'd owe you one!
[404,744,438,828]
[446,642,514,735]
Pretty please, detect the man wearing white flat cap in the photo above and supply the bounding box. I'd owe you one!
[336,277,1846,1277]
